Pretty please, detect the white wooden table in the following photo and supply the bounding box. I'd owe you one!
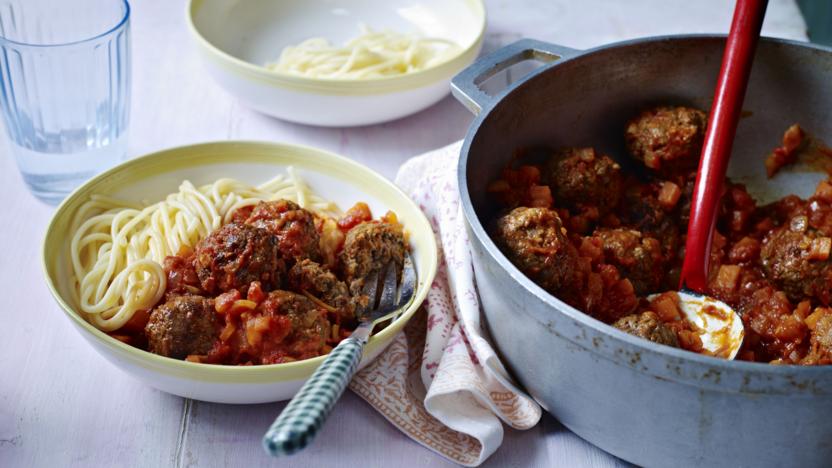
[0,1,808,466]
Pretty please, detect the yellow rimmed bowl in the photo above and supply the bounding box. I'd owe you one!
[42,141,438,404]
[186,0,486,127]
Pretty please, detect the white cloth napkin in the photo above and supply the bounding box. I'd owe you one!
[348,141,542,466]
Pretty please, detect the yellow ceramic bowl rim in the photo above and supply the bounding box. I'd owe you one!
[42,141,438,384]
[185,0,487,95]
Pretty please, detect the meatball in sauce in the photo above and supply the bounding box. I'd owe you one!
[761,224,832,305]
[544,147,623,216]
[245,200,322,264]
[339,221,406,293]
[145,295,218,359]
[193,222,285,294]
[594,228,665,296]
[613,311,679,348]
[289,259,356,322]
[625,105,708,175]
[250,290,330,364]
[493,207,578,294]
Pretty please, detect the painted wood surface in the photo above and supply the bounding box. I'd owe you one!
[0,1,807,466]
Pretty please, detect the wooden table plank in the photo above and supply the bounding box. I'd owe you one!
[179,392,627,468]
[0,155,185,468]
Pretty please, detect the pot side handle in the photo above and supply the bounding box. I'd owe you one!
[451,38,581,115]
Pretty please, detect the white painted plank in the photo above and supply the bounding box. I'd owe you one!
[180,392,626,468]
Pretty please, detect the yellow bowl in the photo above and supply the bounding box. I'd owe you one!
[186,0,486,126]
[42,141,438,403]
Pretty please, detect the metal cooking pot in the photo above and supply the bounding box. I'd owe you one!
[452,36,832,468]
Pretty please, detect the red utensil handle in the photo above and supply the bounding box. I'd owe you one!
[680,0,768,292]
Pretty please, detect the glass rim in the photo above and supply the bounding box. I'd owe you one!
[0,0,130,48]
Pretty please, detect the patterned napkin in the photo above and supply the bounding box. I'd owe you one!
[348,141,542,466]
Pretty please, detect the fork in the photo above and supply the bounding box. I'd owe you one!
[262,254,417,456]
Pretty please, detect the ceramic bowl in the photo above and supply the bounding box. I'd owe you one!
[42,141,438,404]
[186,0,486,127]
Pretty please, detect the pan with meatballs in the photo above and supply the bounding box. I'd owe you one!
[488,105,832,365]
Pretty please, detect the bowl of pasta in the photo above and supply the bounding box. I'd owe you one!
[186,0,486,126]
[42,141,438,404]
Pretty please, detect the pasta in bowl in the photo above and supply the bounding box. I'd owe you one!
[266,25,462,80]
[43,141,438,403]
[186,0,486,126]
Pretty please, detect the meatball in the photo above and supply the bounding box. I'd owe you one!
[625,106,708,174]
[145,295,218,359]
[613,311,679,347]
[245,200,322,263]
[493,207,578,293]
[544,147,622,214]
[619,183,680,257]
[340,221,406,289]
[289,259,356,322]
[257,290,330,361]
[595,228,664,295]
[194,223,284,294]
[760,225,832,304]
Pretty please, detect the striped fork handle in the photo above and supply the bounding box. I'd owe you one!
[262,325,370,456]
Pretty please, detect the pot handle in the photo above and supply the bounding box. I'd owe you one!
[451,39,581,115]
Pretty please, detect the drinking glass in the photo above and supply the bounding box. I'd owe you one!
[0,0,130,204]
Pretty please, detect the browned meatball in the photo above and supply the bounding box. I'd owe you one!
[493,207,578,293]
[613,311,679,347]
[245,200,321,263]
[595,228,664,296]
[194,223,284,294]
[544,147,622,214]
[760,225,832,304]
[289,259,356,322]
[340,222,406,290]
[619,184,681,257]
[625,106,708,174]
[145,295,218,359]
[257,290,330,360]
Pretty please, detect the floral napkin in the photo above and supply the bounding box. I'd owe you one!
[348,141,542,466]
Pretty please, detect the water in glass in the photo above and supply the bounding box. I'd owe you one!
[0,0,131,204]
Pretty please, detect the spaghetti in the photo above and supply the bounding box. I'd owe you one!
[267,25,460,79]
[69,169,339,332]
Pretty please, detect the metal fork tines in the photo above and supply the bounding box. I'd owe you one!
[262,252,418,457]
[360,253,417,320]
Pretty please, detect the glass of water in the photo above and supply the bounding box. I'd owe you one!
[0,0,130,204]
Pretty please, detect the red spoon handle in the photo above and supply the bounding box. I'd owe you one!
[680,0,768,292]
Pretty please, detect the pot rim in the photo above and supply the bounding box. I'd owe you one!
[458,33,832,379]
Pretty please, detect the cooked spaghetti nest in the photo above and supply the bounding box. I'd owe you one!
[69,168,339,332]
[267,24,461,79]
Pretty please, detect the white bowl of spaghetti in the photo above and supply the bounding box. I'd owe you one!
[42,141,438,404]
[186,0,486,126]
